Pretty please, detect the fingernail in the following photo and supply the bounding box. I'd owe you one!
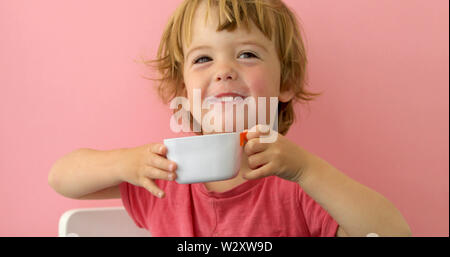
[160,146,164,153]
[158,192,163,198]
[168,174,174,180]
[169,163,176,171]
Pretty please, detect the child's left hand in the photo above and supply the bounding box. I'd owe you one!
[242,124,313,183]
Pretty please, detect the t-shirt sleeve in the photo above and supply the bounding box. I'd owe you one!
[119,181,151,229]
[297,186,339,237]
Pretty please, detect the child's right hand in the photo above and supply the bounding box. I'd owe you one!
[121,143,177,198]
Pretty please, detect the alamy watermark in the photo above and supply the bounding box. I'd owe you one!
[169,89,279,143]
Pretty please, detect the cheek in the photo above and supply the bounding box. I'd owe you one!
[244,66,280,128]
[185,75,207,103]
[245,67,280,97]
[184,75,208,123]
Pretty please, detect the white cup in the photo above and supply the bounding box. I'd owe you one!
[164,132,242,184]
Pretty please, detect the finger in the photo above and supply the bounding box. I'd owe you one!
[145,166,177,181]
[140,177,165,198]
[246,124,271,141]
[244,162,274,180]
[247,151,270,170]
[148,153,177,172]
[149,143,167,156]
[244,138,270,156]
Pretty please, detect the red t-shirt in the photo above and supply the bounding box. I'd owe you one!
[119,175,339,237]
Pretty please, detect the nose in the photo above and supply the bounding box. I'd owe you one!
[215,68,237,82]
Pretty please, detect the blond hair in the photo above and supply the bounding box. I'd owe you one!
[145,0,322,135]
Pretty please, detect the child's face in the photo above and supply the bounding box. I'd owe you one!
[182,2,292,133]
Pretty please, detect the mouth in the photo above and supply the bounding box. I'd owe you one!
[204,91,249,104]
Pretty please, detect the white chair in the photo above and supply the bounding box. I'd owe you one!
[58,207,151,237]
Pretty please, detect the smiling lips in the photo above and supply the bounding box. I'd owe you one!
[215,92,246,101]
[205,92,249,103]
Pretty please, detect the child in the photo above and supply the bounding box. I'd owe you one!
[48,0,411,237]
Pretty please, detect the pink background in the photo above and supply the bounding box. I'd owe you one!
[0,0,448,236]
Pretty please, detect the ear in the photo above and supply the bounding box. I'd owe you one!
[278,88,295,103]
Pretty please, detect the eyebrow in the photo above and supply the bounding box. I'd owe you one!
[238,40,268,53]
[185,40,268,61]
[185,45,212,61]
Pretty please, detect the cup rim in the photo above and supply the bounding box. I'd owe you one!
[164,131,240,143]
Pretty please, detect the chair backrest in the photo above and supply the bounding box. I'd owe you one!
[58,207,151,237]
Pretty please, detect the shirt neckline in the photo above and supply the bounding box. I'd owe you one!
[194,176,266,199]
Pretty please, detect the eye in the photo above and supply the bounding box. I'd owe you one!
[193,56,212,64]
[238,51,258,59]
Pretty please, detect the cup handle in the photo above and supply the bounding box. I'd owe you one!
[240,131,248,146]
